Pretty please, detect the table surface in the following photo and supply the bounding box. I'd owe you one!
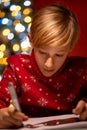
[1,127,87,130]
[1,114,87,130]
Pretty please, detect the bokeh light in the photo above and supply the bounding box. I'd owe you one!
[0,0,34,76]
[24,16,31,23]
[24,0,31,6]
[23,8,31,15]
[2,28,10,36]
[15,23,25,32]
[12,43,20,52]
[0,52,4,58]
[7,33,14,40]
[0,11,5,18]
[0,44,6,52]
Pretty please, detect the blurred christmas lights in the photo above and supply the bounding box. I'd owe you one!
[0,0,34,76]
[0,0,33,55]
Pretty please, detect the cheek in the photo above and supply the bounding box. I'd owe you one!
[35,53,43,66]
[55,62,62,70]
[55,57,67,69]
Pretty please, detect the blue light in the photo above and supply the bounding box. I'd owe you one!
[15,12,22,19]
[4,2,10,7]
[0,18,3,25]
[0,0,2,4]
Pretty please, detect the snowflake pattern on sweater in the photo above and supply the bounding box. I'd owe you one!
[0,50,87,116]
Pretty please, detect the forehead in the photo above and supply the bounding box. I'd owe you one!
[39,44,69,53]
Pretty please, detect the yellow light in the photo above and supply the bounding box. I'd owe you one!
[2,0,10,2]
[12,44,20,52]
[21,47,29,52]
[23,8,30,15]
[24,16,31,23]
[0,10,5,18]
[2,29,10,36]
[13,20,20,26]
[28,23,32,28]
[0,44,6,52]
[16,5,21,11]
[0,57,8,65]
[0,51,4,58]
[11,11,18,17]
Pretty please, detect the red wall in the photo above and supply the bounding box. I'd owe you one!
[33,0,87,57]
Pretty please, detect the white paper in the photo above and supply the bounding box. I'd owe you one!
[2,114,87,130]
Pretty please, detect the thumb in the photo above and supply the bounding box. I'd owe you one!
[72,100,85,114]
[8,105,16,115]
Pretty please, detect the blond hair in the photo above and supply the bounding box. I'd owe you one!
[30,4,80,50]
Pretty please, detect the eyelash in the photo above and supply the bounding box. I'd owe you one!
[56,54,63,57]
[39,50,63,57]
[39,51,46,54]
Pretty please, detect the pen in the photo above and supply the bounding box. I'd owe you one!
[8,82,21,112]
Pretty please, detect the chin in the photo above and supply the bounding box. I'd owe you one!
[41,69,56,77]
[42,72,54,77]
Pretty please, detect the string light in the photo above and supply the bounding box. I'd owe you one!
[10,5,16,11]
[4,1,10,7]
[24,1,31,6]
[0,44,6,52]
[2,0,10,2]
[15,23,25,32]
[2,18,9,24]
[23,8,31,15]
[24,16,31,23]
[12,43,20,52]
[7,33,14,40]
[0,57,8,65]
[0,52,4,58]
[0,10,5,18]
[0,0,34,72]
[2,28,10,36]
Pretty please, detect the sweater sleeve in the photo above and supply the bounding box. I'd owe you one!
[0,64,19,108]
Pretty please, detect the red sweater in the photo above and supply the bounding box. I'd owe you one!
[0,51,87,117]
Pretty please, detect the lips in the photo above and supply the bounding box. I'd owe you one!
[44,68,54,72]
[41,68,55,77]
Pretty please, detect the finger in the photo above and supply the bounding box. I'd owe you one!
[5,116,23,127]
[0,110,10,120]
[0,120,15,129]
[79,103,87,120]
[8,107,28,121]
[0,107,23,129]
[14,112,29,121]
[72,100,85,114]
[4,109,22,126]
[0,116,22,129]
[8,105,16,114]
[7,107,23,123]
[10,111,28,121]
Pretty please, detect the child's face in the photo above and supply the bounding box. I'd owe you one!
[34,45,69,77]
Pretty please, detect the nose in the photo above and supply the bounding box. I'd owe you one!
[45,57,53,68]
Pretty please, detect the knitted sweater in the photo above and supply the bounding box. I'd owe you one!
[0,51,87,117]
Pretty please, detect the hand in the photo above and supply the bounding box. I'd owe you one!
[72,100,87,120]
[0,106,28,128]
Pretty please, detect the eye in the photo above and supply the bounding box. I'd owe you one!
[39,50,46,55]
[56,54,64,57]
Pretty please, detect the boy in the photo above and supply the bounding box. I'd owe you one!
[0,4,87,128]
